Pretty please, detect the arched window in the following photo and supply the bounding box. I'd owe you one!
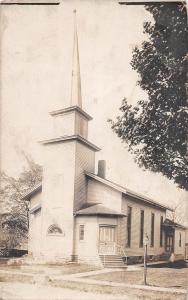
[47,224,63,235]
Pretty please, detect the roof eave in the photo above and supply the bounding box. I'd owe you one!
[125,191,174,212]
[30,204,41,214]
[22,184,42,201]
[50,106,93,121]
[39,135,100,152]
[76,213,126,217]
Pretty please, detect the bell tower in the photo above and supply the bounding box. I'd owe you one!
[39,11,100,262]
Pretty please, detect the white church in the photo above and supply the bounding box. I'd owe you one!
[23,12,187,267]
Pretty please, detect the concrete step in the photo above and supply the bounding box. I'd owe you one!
[101,258,124,261]
[100,255,123,258]
[100,255,126,268]
[104,265,126,268]
[100,255,123,259]
[103,262,126,264]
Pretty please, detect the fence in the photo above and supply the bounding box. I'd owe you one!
[0,248,28,257]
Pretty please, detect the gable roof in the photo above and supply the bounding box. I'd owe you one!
[85,172,173,212]
[22,172,173,212]
[76,203,126,217]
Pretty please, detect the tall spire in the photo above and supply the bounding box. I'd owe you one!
[70,10,82,108]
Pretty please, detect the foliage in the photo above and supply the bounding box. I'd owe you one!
[110,3,188,190]
[0,154,42,249]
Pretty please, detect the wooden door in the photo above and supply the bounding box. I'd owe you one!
[165,234,174,252]
[99,226,116,254]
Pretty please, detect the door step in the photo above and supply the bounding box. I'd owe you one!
[100,255,127,268]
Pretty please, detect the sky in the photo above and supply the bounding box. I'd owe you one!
[0,0,187,222]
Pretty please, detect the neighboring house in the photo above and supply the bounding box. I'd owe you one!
[22,15,186,267]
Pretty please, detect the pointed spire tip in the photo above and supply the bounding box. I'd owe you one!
[70,9,82,108]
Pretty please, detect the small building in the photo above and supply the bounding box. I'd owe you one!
[23,13,186,267]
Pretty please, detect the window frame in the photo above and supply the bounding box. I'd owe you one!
[150,213,155,247]
[139,210,144,248]
[79,224,85,241]
[127,206,132,248]
[179,232,182,247]
[47,224,63,236]
[160,216,163,247]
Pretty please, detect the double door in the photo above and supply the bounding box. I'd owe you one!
[99,226,116,254]
[165,233,174,253]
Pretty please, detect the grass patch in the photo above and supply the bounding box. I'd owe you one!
[0,263,101,275]
[50,279,186,300]
[88,267,188,289]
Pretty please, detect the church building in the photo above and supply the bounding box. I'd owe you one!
[23,13,186,267]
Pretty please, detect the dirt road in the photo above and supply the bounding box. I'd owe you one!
[0,282,136,300]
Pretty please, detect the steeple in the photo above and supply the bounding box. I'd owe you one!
[45,11,99,151]
[71,10,82,108]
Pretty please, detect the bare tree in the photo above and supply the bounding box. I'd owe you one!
[167,202,186,226]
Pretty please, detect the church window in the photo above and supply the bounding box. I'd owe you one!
[160,216,163,247]
[79,225,85,240]
[179,232,182,247]
[139,210,144,247]
[47,224,63,235]
[150,213,155,247]
[127,206,132,247]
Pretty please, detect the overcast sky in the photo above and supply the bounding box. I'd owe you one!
[0,0,187,222]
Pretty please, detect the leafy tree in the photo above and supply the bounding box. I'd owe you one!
[0,154,42,249]
[110,3,188,190]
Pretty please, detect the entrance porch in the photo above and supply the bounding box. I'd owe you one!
[75,204,126,266]
[162,218,186,261]
[98,225,127,268]
[162,219,175,256]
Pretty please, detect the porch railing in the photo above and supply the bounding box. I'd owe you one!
[99,241,116,254]
[116,244,128,264]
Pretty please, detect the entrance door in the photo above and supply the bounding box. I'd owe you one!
[185,244,188,260]
[99,226,116,254]
[165,234,174,252]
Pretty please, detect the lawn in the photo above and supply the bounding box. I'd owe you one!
[88,266,188,289]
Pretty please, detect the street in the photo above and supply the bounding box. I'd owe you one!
[0,282,136,300]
